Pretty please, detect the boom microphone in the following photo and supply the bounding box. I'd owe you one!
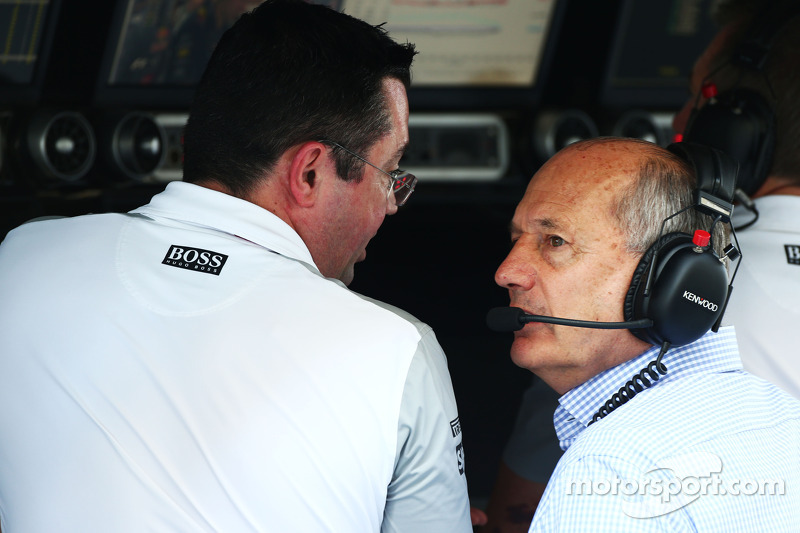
[486,307,655,332]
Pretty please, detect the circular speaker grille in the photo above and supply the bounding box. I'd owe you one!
[30,111,96,182]
[112,112,166,180]
[533,109,598,160]
[612,110,675,146]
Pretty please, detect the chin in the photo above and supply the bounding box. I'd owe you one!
[508,332,560,372]
[509,338,542,371]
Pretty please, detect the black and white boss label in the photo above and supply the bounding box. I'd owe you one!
[456,442,464,475]
[450,417,461,438]
[785,245,800,266]
[162,245,228,275]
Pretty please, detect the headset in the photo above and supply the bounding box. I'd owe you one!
[586,141,741,423]
[683,1,800,197]
[623,141,738,347]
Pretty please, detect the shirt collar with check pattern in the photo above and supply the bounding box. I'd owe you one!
[553,326,740,450]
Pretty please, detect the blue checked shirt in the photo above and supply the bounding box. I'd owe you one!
[529,326,800,532]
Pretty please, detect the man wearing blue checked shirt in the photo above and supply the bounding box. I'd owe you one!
[491,137,800,532]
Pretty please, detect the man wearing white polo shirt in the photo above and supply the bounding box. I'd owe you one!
[0,1,471,532]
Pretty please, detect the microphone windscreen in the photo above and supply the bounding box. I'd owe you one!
[486,307,525,332]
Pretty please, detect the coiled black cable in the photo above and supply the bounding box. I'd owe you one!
[589,342,670,424]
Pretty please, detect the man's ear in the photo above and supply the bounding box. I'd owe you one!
[288,142,327,208]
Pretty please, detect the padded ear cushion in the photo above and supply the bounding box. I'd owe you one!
[625,232,728,346]
[624,232,688,326]
[683,89,775,196]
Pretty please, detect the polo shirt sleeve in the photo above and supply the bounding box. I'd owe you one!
[381,325,472,533]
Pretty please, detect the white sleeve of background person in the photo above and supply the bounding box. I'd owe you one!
[723,196,800,399]
[364,305,472,533]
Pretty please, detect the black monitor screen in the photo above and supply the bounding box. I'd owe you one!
[348,0,564,110]
[0,0,59,103]
[105,0,258,87]
[349,0,559,88]
[96,0,564,109]
[600,0,719,109]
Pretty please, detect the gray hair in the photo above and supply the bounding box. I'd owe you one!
[581,138,731,259]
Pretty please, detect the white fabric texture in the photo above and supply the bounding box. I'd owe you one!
[0,181,471,532]
[723,195,800,398]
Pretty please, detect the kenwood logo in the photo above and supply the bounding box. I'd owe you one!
[682,291,718,312]
[162,245,228,275]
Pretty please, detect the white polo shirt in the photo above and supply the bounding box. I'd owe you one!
[0,181,471,532]
[723,195,800,399]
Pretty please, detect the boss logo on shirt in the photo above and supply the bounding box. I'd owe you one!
[451,417,464,476]
[450,417,461,438]
[785,245,800,265]
[162,245,228,275]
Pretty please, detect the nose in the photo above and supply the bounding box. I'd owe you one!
[495,242,536,291]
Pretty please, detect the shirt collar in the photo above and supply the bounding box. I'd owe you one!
[553,326,741,450]
[131,181,318,269]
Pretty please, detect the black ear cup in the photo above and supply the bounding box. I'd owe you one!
[624,142,736,347]
[624,233,685,328]
[625,232,729,346]
[683,89,775,197]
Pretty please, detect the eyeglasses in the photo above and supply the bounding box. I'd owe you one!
[318,140,417,207]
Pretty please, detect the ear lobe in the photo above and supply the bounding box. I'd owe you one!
[289,142,326,208]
